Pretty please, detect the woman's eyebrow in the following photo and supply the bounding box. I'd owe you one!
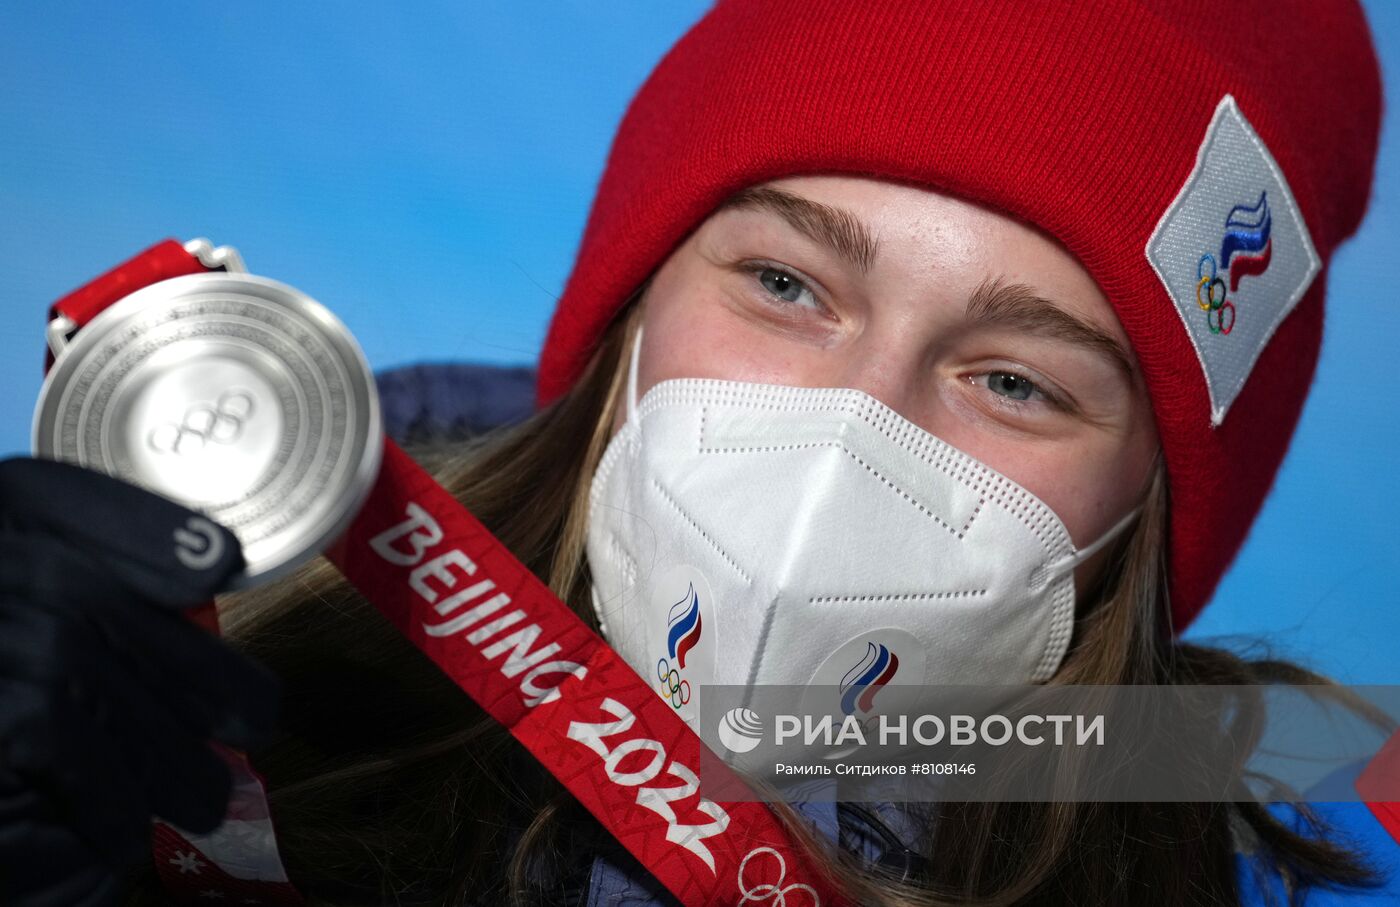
[719,185,880,274]
[967,278,1135,382]
[718,187,1133,381]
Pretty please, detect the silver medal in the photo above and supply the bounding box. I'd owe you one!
[32,245,383,589]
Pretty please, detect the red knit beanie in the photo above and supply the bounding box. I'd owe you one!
[535,0,1383,630]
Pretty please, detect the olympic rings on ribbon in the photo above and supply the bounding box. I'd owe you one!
[1195,254,1235,335]
[737,846,821,906]
[656,657,691,709]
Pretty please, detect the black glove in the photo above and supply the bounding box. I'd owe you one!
[0,456,281,906]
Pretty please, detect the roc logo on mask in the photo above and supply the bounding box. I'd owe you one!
[657,582,703,709]
[804,630,925,723]
[839,641,900,717]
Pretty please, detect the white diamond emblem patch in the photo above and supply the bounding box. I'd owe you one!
[1145,94,1320,426]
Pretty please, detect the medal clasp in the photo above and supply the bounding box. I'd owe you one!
[183,237,247,274]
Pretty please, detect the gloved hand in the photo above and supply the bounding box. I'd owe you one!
[0,456,281,906]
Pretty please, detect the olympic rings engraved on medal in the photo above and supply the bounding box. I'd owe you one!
[147,389,257,454]
[657,657,691,708]
[737,847,820,906]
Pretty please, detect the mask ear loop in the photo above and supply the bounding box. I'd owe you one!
[1034,504,1143,590]
[625,323,644,427]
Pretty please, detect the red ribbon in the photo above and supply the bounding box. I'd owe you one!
[44,239,850,907]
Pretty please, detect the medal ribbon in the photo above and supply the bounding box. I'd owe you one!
[43,240,850,907]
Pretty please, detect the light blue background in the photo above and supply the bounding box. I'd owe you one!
[1,3,1396,680]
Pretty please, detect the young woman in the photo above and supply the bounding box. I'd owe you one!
[3,1,1392,905]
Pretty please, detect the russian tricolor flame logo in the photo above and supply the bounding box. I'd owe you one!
[839,641,900,716]
[1220,190,1273,292]
[666,582,703,670]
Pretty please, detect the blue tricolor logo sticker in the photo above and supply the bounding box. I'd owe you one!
[839,641,900,716]
[1146,94,1320,426]
[666,582,703,670]
[802,628,926,726]
[650,567,716,720]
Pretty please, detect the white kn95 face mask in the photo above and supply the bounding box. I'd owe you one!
[585,327,1140,731]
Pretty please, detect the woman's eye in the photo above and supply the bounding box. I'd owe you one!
[973,370,1053,407]
[755,266,820,309]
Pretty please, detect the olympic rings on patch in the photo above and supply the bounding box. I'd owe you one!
[1197,253,1226,310]
[657,657,691,708]
[1195,252,1234,333]
[1207,300,1236,335]
[1196,275,1227,312]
